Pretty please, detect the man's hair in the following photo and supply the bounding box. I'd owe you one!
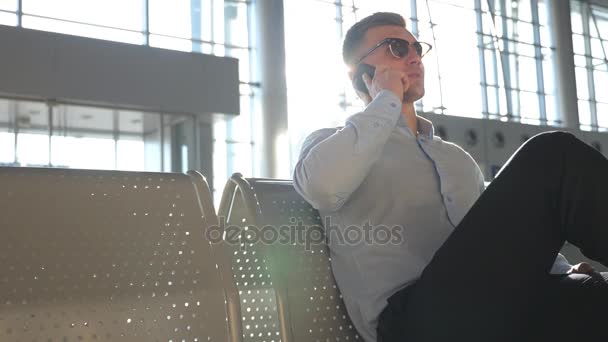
[342,12,406,65]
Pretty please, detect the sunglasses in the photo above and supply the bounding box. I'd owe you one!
[354,38,432,65]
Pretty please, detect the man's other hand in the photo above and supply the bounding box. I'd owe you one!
[568,262,596,275]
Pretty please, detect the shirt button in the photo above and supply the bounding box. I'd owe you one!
[446,196,453,203]
[390,103,397,108]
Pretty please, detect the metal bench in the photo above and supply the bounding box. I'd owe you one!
[218,173,361,342]
[0,167,242,342]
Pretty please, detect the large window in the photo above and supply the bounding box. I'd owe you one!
[285,0,560,169]
[0,0,257,202]
[0,99,173,171]
[571,0,608,131]
[0,0,17,25]
[21,0,145,44]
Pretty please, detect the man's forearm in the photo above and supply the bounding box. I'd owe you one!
[293,91,402,211]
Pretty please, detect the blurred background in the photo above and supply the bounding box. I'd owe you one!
[0,0,607,204]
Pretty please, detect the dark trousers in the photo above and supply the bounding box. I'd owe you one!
[377,131,608,342]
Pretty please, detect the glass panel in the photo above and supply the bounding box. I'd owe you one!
[514,42,536,57]
[50,135,114,169]
[517,56,539,92]
[226,47,250,83]
[487,86,499,115]
[512,0,533,22]
[149,0,192,39]
[514,22,535,44]
[212,135,228,197]
[226,142,252,177]
[0,98,15,164]
[116,139,144,170]
[545,94,558,125]
[542,59,554,95]
[51,104,115,169]
[9,100,49,166]
[592,57,608,71]
[519,91,539,119]
[484,49,498,86]
[425,0,483,118]
[591,38,606,58]
[537,0,548,26]
[17,133,50,166]
[22,0,144,31]
[285,0,344,138]
[0,0,16,11]
[116,110,146,171]
[0,131,15,164]
[226,94,252,144]
[223,1,249,47]
[511,90,521,117]
[354,0,411,20]
[149,34,193,52]
[539,25,551,47]
[22,15,144,44]
[594,9,608,40]
[572,34,586,55]
[594,70,608,102]
[578,100,592,127]
[142,112,163,172]
[163,114,194,173]
[575,67,590,100]
[212,0,225,46]
[597,102,608,128]
[0,10,17,25]
[498,86,509,116]
[570,0,584,34]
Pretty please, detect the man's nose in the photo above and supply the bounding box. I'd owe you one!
[405,48,422,65]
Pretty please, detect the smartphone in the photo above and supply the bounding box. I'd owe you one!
[353,63,376,95]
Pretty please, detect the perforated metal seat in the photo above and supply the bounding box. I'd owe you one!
[218,173,361,342]
[0,167,242,342]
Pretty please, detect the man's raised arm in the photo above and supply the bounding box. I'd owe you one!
[293,90,401,212]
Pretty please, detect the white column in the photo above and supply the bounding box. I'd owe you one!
[547,0,580,129]
[253,0,289,178]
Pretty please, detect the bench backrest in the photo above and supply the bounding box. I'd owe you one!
[0,167,241,342]
[218,173,361,342]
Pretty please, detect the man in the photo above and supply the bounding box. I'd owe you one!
[293,12,608,342]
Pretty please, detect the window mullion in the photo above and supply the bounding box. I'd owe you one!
[581,2,598,130]
[499,0,515,119]
[475,0,489,118]
[530,0,547,123]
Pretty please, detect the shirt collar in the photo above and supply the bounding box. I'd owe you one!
[397,114,435,139]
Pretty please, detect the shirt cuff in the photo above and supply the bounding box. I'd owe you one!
[348,90,402,123]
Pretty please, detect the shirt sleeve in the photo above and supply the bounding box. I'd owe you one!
[293,90,402,212]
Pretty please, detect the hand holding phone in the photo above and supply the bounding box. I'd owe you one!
[352,64,409,102]
[353,63,376,96]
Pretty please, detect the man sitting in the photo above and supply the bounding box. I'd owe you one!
[293,12,608,342]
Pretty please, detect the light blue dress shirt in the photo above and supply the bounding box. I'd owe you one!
[293,91,571,342]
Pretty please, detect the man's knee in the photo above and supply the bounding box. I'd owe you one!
[516,131,581,159]
[526,131,578,149]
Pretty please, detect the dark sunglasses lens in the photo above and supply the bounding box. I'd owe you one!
[389,40,409,58]
[413,42,424,56]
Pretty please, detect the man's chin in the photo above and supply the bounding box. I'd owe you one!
[403,89,425,103]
